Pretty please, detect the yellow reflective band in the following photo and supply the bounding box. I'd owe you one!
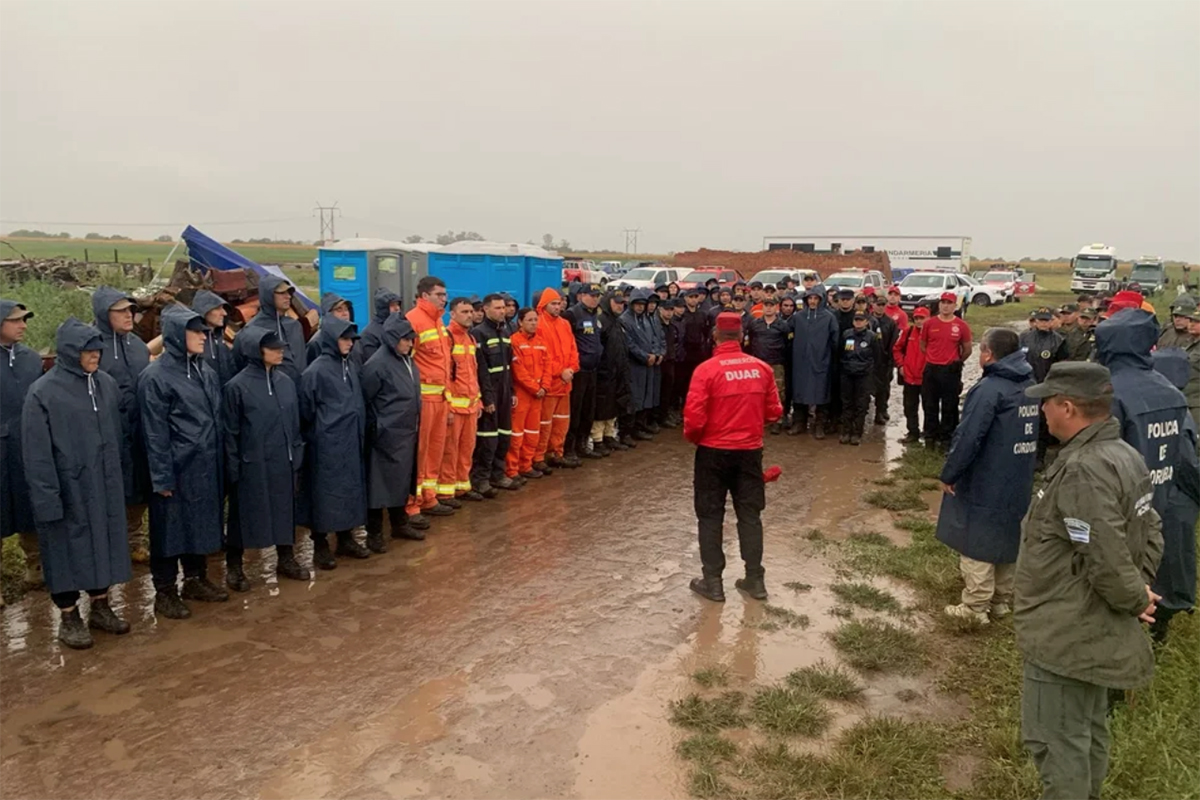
[477,431,499,438]
[420,479,438,489]
[420,383,445,395]
[418,329,440,343]
[497,429,512,435]
[485,338,501,346]
[487,365,508,373]
[457,481,472,491]
[448,395,472,409]
[436,484,457,494]
[501,337,511,343]
[451,344,477,355]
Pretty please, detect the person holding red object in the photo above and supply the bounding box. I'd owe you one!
[507,308,548,481]
[684,312,783,604]
[405,276,454,526]
[439,298,483,507]
[894,306,930,444]
[532,288,580,472]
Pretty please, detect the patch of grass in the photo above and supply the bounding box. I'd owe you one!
[829,606,854,619]
[830,619,926,674]
[785,660,864,701]
[754,620,782,632]
[668,691,746,733]
[762,604,810,628]
[844,516,960,604]
[691,666,730,689]
[823,716,951,799]
[847,530,893,547]
[688,762,732,799]
[742,743,831,799]
[1,536,27,604]
[871,475,898,486]
[801,528,825,542]
[831,581,904,615]
[864,484,927,512]
[890,444,946,481]
[781,581,812,593]
[919,479,942,491]
[894,515,937,536]
[676,732,738,763]
[749,686,833,737]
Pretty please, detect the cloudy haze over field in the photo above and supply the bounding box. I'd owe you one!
[1,0,1197,259]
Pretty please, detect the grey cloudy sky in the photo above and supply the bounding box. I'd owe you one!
[2,0,1197,259]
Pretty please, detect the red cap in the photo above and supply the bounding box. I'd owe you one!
[715,312,743,332]
[862,286,877,296]
[939,292,957,303]
[913,307,931,318]
[1104,290,1146,318]
[887,285,901,295]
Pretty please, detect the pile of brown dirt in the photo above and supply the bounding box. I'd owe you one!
[673,248,892,282]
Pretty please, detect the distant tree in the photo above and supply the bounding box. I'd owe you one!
[58,232,70,238]
[109,234,131,241]
[435,230,486,245]
[155,234,173,243]
[7,228,55,238]
[556,239,573,253]
[232,238,246,243]
[84,232,105,240]
[404,234,425,243]
[542,233,555,250]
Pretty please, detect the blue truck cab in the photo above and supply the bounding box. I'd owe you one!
[318,239,563,326]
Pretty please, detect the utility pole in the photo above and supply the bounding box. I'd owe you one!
[314,201,341,244]
[623,228,641,254]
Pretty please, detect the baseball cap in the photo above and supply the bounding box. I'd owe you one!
[260,331,285,350]
[685,287,704,297]
[4,302,33,321]
[763,296,779,305]
[715,312,742,332]
[659,298,677,309]
[913,307,931,319]
[1033,306,1054,321]
[1103,290,1146,317]
[749,281,764,290]
[577,284,601,296]
[1170,295,1198,314]
[107,296,136,312]
[1079,308,1098,320]
[862,286,877,297]
[1025,362,1113,400]
[853,312,868,321]
[887,285,901,295]
[837,288,855,299]
[273,283,295,295]
[939,292,957,303]
[1058,303,1079,314]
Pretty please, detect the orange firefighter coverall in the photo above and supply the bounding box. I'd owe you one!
[507,327,547,477]
[439,319,481,499]
[533,288,580,463]
[406,297,452,514]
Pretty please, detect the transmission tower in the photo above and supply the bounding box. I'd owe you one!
[623,228,641,254]
[314,201,341,243]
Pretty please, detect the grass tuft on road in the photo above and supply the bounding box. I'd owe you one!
[762,604,810,628]
[782,581,812,593]
[690,666,730,688]
[831,581,904,615]
[785,660,864,701]
[669,691,747,733]
[750,686,833,736]
[864,484,927,511]
[823,716,951,799]
[830,619,926,674]
[676,732,738,763]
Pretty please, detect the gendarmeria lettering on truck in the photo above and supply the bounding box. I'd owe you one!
[1013,403,1040,454]
[1146,419,1180,485]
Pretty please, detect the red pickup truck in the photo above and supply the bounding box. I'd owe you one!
[676,267,740,290]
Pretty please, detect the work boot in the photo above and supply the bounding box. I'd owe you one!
[522,469,544,479]
[787,420,805,436]
[769,422,782,436]
[899,432,921,445]
[512,474,527,487]
[479,484,499,499]
[562,454,582,469]
[312,536,337,570]
[989,601,1012,619]
[182,576,230,603]
[365,529,388,555]
[849,434,861,446]
[336,531,371,558]
[873,414,887,426]
[278,551,312,580]
[532,460,553,474]
[88,598,131,635]
[439,497,463,510]
[619,434,638,448]
[545,454,565,469]
[391,518,425,541]
[593,440,612,457]
[154,588,191,620]
[813,422,826,440]
[57,607,94,650]
[645,421,661,435]
[225,563,251,592]
[689,576,725,603]
[735,576,768,601]
[493,476,518,491]
[426,503,455,517]
[660,415,679,429]
[839,433,851,445]
[409,513,432,530]
[461,490,485,501]
[633,429,654,441]
[581,447,604,460]
[943,603,989,625]
[604,436,628,451]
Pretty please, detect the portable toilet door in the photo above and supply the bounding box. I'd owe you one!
[318,248,370,327]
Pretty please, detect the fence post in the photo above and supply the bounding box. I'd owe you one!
[114,248,119,264]
[84,248,89,263]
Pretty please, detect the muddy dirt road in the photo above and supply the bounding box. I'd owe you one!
[1,388,936,799]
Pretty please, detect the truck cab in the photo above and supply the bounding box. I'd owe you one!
[1070,243,1118,294]
[1127,257,1168,295]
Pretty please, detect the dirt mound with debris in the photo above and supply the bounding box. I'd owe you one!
[0,257,155,287]
[674,248,892,282]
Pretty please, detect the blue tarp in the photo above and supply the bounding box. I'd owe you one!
[181,225,317,311]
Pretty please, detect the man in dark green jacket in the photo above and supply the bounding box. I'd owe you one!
[1016,362,1164,800]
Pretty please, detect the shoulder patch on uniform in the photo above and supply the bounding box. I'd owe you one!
[1064,517,1091,543]
[1135,493,1154,517]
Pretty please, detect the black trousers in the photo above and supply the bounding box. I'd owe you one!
[840,371,871,437]
[678,358,703,409]
[921,362,963,443]
[693,446,765,579]
[150,553,208,592]
[791,403,828,430]
[366,507,406,534]
[902,382,924,437]
[873,367,892,419]
[564,370,598,455]
[471,379,513,487]
[51,588,106,610]
[657,362,677,422]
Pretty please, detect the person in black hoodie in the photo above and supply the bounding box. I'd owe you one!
[745,296,790,434]
[1,299,42,599]
[191,290,238,388]
[241,276,307,384]
[839,312,878,445]
[502,293,519,336]
[828,289,857,427]
[471,295,517,495]
[593,291,632,453]
[869,296,900,426]
[300,317,373,569]
[656,298,683,429]
[91,286,152,564]
[563,285,604,460]
[22,318,131,649]
[222,328,308,592]
[1019,306,1071,466]
[679,288,710,398]
[306,292,363,367]
[360,288,401,361]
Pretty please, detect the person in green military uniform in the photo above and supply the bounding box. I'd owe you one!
[1016,361,1164,800]
[1056,304,1091,361]
[1158,295,1197,350]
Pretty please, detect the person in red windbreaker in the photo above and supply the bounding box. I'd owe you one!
[683,312,783,604]
[894,306,930,444]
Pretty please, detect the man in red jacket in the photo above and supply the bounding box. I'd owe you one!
[893,306,929,444]
[683,312,783,603]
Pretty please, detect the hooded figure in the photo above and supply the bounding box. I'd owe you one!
[1096,308,1199,637]
[621,288,662,415]
[300,317,370,566]
[306,292,363,367]
[241,275,307,384]
[191,290,238,388]
[1,298,42,542]
[593,291,633,449]
[360,288,402,361]
[222,327,306,589]
[138,304,227,615]
[22,318,131,645]
[362,313,422,512]
[788,289,840,431]
[935,349,1038,565]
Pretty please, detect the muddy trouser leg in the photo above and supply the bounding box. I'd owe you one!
[406,398,449,516]
[126,503,148,555]
[693,446,731,579]
[225,547,244,569]
[873,367,892,417]
[854,375,871,436]
[903,383,922,437]
[793,404,809,429]
[51,588,105,609]
[840,371,858,433]
[1021,662,1108,800]
[619,412,637,437]
[590,418,607,444]
[730,448,766,579]
[150,555,180,592]
[565,371,597,455]
[959,555,996,612]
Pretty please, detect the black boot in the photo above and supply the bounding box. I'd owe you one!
[426,502,455,516]
[619,434,638,448]
[813,418,827,440]
[562,453,582,468]
[689,576,725,603]
[336,531,371,559]
[492,476,518,491]
[88,598,131,635]
[478,482,499,499]
[391,517,426,541]
[633,428,654,441]
[154,587,191,619]
[461,489,485,501]
[735,576,768,601]
[312,535,337,570]
[58,607,94,649]
[787,420,805,436]
[849,434,861,446]
[839,432,851,444]
[581,446,604,460]
[899,432,921,444]
[365,529,388,554]
[182,576,230,603]
[439,496,463,510]
[408,513,432,530]
[769,422,782,435]
[605,436,629,451]
[277,550,312,580]
[522,469,544,479]
[225,563,251,592]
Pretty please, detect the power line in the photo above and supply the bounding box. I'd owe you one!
[623,228,641,254]
[313,202,340,244]
[0,216,309,227]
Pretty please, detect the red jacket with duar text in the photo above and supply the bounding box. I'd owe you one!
[683,340,783,450]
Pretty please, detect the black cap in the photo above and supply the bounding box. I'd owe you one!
[185,316,208,332]
[1033,306,1054,321]
[837,288,855,299]
[260,331,285,350]
[853,312,868,321]
[705,278,720,287]
[749,281,764,289]
[654,284,668,292]
[577,284,601,296]
[1025,362,1113,400]
[659,298,677,309]
[685,287,704,297]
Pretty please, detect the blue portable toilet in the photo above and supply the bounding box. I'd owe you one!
[429,241,563,309]
[318,239,441,326]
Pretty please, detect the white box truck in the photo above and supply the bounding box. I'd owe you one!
[1070,243,1119,294]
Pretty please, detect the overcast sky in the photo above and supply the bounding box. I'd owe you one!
[2,0,1197,259]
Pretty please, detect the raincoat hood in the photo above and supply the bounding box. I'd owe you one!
[1151,348,1190,390]
[984,349,1035,382]
[161,304,205,359]
[0,298,30,324]
[802,288,824,302]
[191,290,230,321]
[91,286,135,336]
[537,288,562,314]
[373,288,401,322]
[257,276,293,320]
[234,326,280,367]
[55,317,104,377]
[316,317,359,359]
[320,292,355,319]
[629,288,653,305]
[381,312,415,354]
[566,281,582,303]
[1095,307,1157,371]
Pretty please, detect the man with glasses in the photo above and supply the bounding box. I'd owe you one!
[405,277,455,526]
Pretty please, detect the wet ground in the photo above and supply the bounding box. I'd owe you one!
[0,377,967,800]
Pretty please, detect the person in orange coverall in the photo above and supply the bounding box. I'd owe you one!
[532,288,580,473]
[405,276,454,526]
[439,297,483,505]
[507,308,548,481]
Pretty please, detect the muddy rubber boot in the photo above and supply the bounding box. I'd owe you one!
[439,497,463,510]
[391,517,425,541]
[182,576,230,603]
[88,598,131,635]
[533,460,554,474]
[849,434,861,446]
[312,536,337,570]
[461,490,485,501]
[425,503,455,517]
[408,513,432,530]
[813,422,826,440]
[787,420,805,436]
[581,446,604,460]
[57,608,94,650]
[735,576,768,601]
[619,434,638,449]
[364,528,388,555]
[839,433,851,444]
[479,484,500,499]
[604,436,627,451]
[546,454,566,469]
[873,414,887,426]
[562,454,582,468]
[278,550,313,580]
[225,563,251,593]
[633,428,654,441]
[336,531,371,559]
[154,588,191,620]
[899,432,921,445]
[593,440,612,457]
[493,476,518,491]
[645,420,661,435]
[689,576,725,603]
[769,422,782,436]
